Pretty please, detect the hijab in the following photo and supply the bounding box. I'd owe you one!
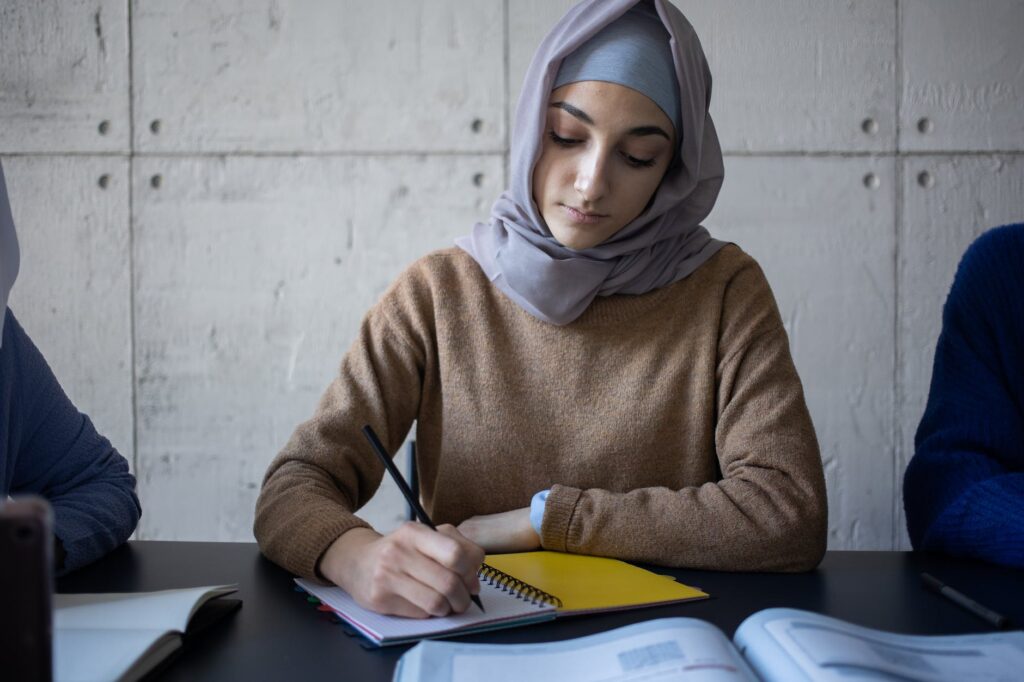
[456,0,725,325]
[553,2,680,135]
[0,161,20,346]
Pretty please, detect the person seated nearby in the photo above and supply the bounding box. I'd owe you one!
[0,163,141,573]
[904,223,1024,568]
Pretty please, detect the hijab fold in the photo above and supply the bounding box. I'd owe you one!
[457,0,725,325]
[0,162,20,345]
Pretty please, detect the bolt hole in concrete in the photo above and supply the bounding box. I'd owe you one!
[150,174,162,189]
[471,118,483,133]
[917,117,933,134]
[862,173,879,190]
[98,174,111,189]
[472,173,484,187]
[861,118,877,135]
[98,120,110,135]
[917,171,935,189]
[150,119,162,134]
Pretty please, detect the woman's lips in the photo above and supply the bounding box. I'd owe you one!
[561,204,607,224]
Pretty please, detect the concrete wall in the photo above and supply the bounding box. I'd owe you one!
[3,0,1022,549]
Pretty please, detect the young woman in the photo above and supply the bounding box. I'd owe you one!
[255,0,827,619]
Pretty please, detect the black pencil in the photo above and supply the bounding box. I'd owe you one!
[362,425,485,613]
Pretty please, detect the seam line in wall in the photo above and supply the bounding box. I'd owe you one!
[891,0,904,551]
[503,0,510,189]
[127,0,140,504]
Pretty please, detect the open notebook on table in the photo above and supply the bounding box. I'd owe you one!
[53,585,240,682]
[295,550,708,647]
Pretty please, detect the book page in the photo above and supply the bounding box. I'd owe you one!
[296,578,555,645]
[53,628,177,682]
[396,617,758,682]
[54,585,237,632]
[735,608,1024,682]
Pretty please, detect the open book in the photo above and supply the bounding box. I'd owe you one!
[295,550,708,646]
[395,608,1024,681]
[53,585,239,682]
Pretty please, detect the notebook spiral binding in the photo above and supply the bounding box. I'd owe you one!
[478,563,563,608]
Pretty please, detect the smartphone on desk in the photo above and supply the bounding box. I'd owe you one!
[0,496,54,682]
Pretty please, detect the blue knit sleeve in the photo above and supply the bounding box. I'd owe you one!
[903,224,1024,567]
[3,309,141,573]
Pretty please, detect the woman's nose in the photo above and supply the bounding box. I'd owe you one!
[573,151,609,204]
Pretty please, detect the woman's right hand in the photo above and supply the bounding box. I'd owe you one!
[318,522,485,619]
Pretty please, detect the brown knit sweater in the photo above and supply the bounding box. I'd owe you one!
[254,244,827,578]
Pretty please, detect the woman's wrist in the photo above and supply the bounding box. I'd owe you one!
[318,526,381,587]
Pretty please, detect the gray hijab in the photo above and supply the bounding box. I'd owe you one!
[456,0,725,325]
[0,161,19,346]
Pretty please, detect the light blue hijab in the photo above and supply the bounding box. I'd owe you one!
[0,161,19,347]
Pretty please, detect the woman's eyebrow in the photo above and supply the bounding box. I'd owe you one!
[550,101,593,124]
[549,101,671,140]
[628,125,671,140]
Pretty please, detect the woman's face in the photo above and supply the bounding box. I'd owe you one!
[532,80,676,251]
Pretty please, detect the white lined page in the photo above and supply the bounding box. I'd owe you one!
[295,578,555,644]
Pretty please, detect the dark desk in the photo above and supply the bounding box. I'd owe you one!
[56,542,1024,681]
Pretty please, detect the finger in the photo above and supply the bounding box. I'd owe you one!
[390,569,464,618]
[433,525,485,595]
[396,545,473,614]
[434,524,486,573]
[387,532,475,614]
[365,571,435,619]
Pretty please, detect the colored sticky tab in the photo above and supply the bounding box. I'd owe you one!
[307,596,320,604]
[317,604,334,612]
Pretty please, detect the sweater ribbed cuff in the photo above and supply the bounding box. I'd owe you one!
[269,506,371,582]
[540,484,582,552]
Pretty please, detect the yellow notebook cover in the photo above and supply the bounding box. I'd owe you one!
[483,551,709,615]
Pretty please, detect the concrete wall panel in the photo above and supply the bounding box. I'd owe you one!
[901,1,1024,152]
[132,0,506,153]
[132,154,503,539]
[676,0,896,153]
[0,0,129,153]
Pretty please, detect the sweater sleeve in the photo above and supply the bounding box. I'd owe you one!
[253,276,428,579]
[903,225,1024,567]
[540,262,828,571]
[4,309,141,574]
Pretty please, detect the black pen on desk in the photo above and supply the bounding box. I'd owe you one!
[921,572,1011,629]
[361,424,485,613]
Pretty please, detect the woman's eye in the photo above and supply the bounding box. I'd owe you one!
[623,153,656,168]
[549,131,580,146]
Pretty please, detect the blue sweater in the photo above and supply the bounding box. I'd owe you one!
[1,308,140,573]
[903,223,1024,567]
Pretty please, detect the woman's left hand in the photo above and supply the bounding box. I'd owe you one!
[457,507,541,553]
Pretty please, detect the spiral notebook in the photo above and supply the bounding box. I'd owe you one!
[294,571,556,647]
[295,551,708,647]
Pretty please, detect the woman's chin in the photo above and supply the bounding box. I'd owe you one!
[549,225,604,251]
